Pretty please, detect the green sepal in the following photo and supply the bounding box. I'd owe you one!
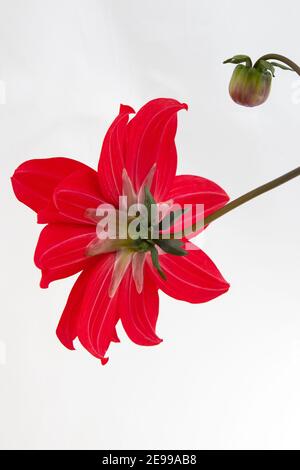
[150,245,166,280]
[155,239,187,256]
[133,238,152,252]
[223,55,252,67]
[158,208,187,231]
[255,59,275,77]
[270,61,294,72]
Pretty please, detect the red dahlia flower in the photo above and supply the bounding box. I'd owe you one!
[11,98,230,364]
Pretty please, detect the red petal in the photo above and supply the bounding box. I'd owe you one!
[40,168,106,225]
[77,253,120,361]
[149,242,230,303]
[56,262,97,350]
[119,263,162,346]
[169,174,229,214]
[56,255,120,363]
[97,104,135,206]
[167,175,229,238]
[34,223,96,287]
[125,98,187,200]
[11,157,89,214]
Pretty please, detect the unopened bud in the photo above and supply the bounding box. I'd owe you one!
[229,63,272,107]
[223,54,297,107]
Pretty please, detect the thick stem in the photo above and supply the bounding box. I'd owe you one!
[203,167,300,226]
[254,54,300,75]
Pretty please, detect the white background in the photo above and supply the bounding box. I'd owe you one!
[0,0,299,450]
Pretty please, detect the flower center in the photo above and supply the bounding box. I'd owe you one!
[86,168,188,297]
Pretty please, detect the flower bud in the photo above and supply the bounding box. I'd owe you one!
[228,64,272,107]
[224,54,298,107]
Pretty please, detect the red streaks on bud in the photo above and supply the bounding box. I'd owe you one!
[229,64,272,107]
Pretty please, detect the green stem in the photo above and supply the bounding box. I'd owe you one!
[203,167,300,226]
[254,54,300,75]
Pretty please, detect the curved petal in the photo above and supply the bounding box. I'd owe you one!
[77,253,120,363]
[34,223,97,287]
[166,175,229,238]
[125,98,188,201]
[40,168,106,225]
[119,263,162,346]
[11,157,89,214]
[56,256,120,363]
[149,242,230,303]
[97,104,135,206]
[56,261,98,350]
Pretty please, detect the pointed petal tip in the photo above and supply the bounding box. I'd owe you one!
[223,281,230,292]
[216,274,230,291]
[40,275,49,289]
[112,336,121,343]
[148,335,163,346]
[108,285,115,299]
[119,104,135,115]
[100,356,109,365]
[56,329,76,351]
[213,280,230,296]
[145,97,188,110]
